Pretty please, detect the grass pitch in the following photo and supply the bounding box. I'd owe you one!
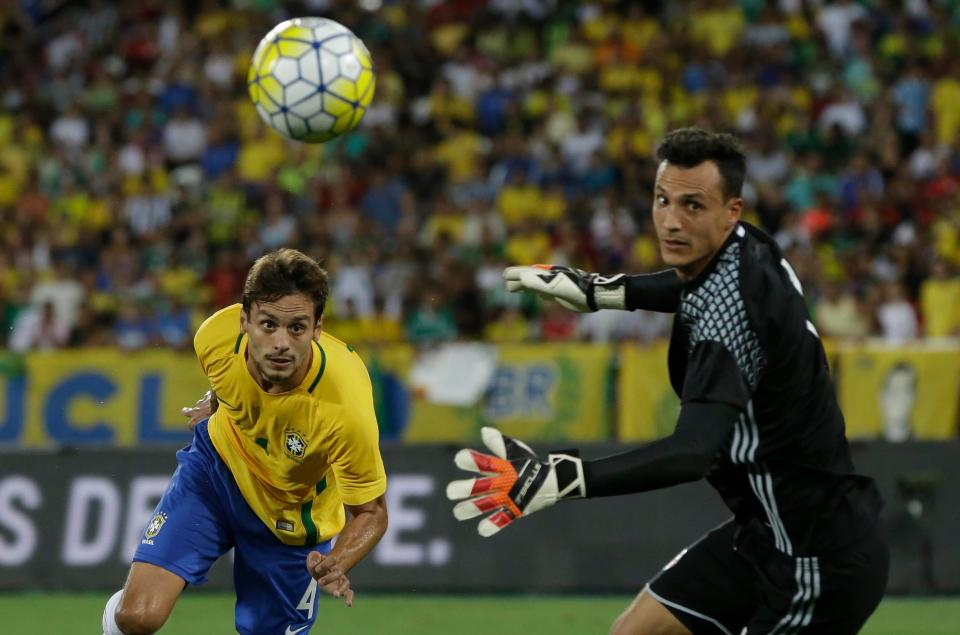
[1,592,956,633]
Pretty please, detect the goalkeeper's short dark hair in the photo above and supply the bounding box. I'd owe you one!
[656,127,746,200]
[242,248,329,322]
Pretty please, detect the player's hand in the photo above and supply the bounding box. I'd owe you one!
[307,552,354,607]
[180,390,218,431]
[446,427,586,537]
[503,265,627,312]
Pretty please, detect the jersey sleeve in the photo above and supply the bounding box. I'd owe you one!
[326,362,387,506]
[681,288,766,410]
[194,303,242,378]
[682,341,754,409]
[623,269,683,313]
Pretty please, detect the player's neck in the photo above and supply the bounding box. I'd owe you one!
[675,227,737,282]
[676,247,724,282]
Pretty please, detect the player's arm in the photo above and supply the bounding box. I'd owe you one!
[308,494,387,603]
[180,389,218,431]
[582,401,738,496]
[585,338,752,496]
[448,341,751,535]
[503,265,683,313]
[446,402,737,536]
[310,361,389,591]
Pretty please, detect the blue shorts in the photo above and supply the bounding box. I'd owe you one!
[134,419,332,635]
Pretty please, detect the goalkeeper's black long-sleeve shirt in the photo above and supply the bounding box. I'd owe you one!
[582,222,882,556]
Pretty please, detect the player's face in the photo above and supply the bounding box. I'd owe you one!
[652,160,742,280]
[241,294,321,392]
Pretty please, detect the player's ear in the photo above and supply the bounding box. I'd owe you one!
[240,307,249,332]
[725,196,743,230]
[314,315,323,340]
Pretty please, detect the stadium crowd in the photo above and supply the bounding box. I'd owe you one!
[1,0,960,353]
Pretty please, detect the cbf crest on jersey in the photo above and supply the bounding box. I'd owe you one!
[142,512,168,545]
[284,428,308,462]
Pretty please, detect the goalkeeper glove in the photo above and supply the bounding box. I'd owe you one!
[446,427,586,537]
[503,265,626,312]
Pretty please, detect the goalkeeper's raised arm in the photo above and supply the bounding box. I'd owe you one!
[503,265,683,313]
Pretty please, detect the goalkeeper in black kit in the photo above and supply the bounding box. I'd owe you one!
[448,128,888,635]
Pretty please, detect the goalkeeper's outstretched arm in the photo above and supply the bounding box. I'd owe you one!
[623,269,684,312]
[503,265,683,313]
[583,400,738,497]
[447,400,739,536]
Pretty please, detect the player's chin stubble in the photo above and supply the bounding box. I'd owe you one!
[257,359,295,383]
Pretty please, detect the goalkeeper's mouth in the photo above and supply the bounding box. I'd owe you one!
[662,238,689,252]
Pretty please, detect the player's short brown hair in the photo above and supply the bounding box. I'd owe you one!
[242,248,329,322]
[656,127,746,200]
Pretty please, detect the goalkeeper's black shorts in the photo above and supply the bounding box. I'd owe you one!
[646,518,889,635]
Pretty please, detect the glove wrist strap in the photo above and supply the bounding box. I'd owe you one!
[592,274,627,310]
[549,452,587,500]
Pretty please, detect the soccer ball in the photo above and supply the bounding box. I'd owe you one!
[247,17,375,143]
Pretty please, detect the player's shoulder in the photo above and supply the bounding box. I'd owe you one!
[195,303,243,362]
[735,222,797,303]
[316,329,371,387]
[735,223,808,339]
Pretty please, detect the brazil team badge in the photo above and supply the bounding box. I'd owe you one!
[142,512,167,545]
[284,428,308,462]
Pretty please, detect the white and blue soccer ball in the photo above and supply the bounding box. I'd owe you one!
[248,17,375,143]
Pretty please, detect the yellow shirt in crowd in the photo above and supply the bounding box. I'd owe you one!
[194,304,387,546]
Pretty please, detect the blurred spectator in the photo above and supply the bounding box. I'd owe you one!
[816,0,867,59]
[163,107,207,166]
[9,301,69,352]
[484,307,530,343]
[814,279,870,339]
[204,250,246,308]
[155,297,193,349]
[258,191,297,250]
[406,292,457,347]
[539,300,577,341]
[359,297,404,345]
[876,281,919,343]
[891,61,930,152]
[49,105,90,152]
[325,297,365,346]
[29,258,84,335]
[920,259,960,337]
[332,252,375,318]
[578,308,671,344]
[124,180,172,237]
[114,303,154,351]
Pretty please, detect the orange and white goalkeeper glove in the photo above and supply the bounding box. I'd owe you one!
[446,427,586,537]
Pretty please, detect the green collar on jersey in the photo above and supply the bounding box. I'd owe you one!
[307,340,326,393]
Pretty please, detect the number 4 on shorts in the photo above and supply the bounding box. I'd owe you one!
[296,579,317,620]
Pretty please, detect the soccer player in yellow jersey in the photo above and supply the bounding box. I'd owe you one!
[102,248,388,635]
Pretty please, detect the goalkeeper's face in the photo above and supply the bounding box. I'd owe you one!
[241,294,321,392]
[652,160,742,280]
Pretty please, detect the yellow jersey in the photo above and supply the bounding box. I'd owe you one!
[194,304,387,546]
